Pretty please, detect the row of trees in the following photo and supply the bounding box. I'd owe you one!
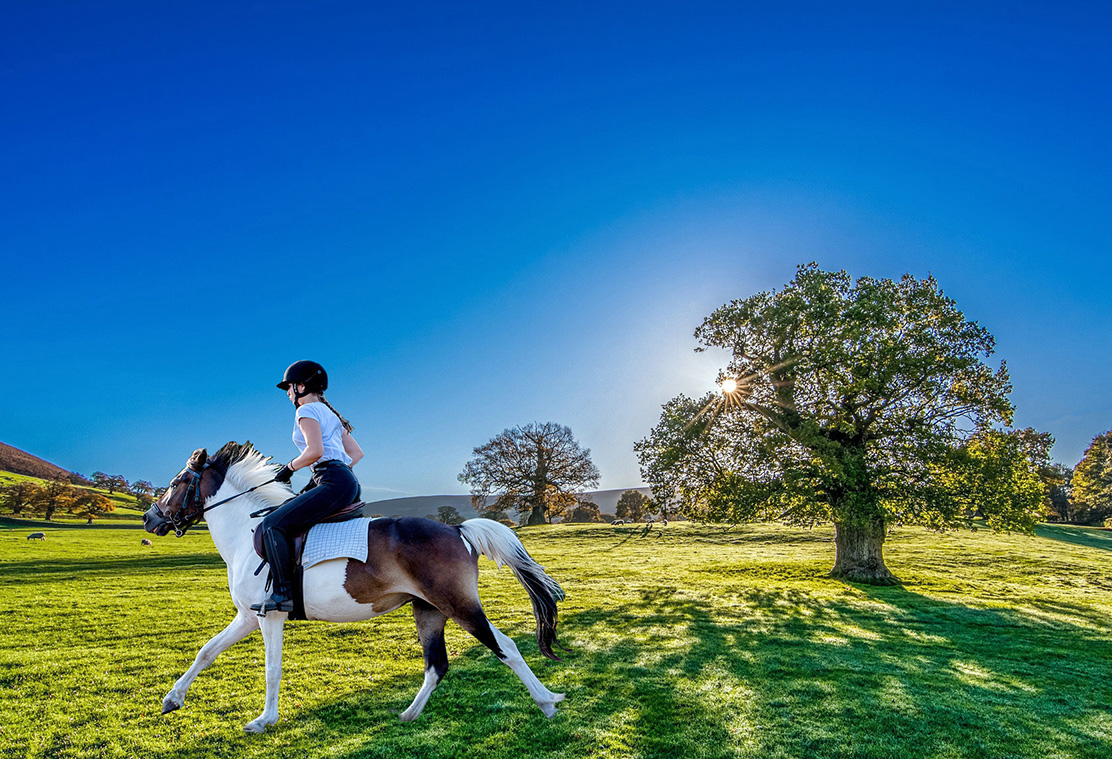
[456,265,1111,585]
[1,470,160,521]
[0,480,116,520]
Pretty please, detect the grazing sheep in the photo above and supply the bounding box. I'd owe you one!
[141,538,153,546]
[611,519,624,526]
[27,532,46,541]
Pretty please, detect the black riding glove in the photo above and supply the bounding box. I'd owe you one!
[274,464,295,484]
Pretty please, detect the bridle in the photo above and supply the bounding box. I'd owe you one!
[157,464,278,537]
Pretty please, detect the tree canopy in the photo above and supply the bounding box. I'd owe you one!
[566,501,604,523]
[459,422,599,525]
[636,264,1038,583]
[615,490,653,523]
[1072,430,1112,525]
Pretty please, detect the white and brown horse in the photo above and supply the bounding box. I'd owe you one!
[143,441,566,733]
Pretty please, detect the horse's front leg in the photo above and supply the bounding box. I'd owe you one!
[244,613,286,733]
[163,612,259,715]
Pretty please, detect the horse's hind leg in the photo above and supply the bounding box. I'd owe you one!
[453,606,565,718]
[398,599,450,721]
[162,612,259,715]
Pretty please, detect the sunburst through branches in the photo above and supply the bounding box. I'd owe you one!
[683,359,797,434]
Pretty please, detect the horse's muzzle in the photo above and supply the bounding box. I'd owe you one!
[143,505,173,536]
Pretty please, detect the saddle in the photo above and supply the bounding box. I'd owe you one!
[251,500,367,621]
[252,499,367,566]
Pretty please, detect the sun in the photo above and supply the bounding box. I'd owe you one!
[720,378,738,395]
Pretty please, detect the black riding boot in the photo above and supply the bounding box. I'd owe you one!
[250,529,295,616]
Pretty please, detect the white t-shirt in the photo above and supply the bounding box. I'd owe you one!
[293,402,352,466]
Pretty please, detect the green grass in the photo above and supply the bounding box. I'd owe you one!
[1,521,1110,759]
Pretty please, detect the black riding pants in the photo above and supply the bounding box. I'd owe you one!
[261,460,361,540]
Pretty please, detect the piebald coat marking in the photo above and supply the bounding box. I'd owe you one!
[145,443,565,733]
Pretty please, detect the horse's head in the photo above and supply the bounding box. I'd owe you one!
[143,448,211,537]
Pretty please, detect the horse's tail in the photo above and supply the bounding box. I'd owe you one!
[457,518,567,661]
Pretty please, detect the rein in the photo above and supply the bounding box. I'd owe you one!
[160,464,279,536]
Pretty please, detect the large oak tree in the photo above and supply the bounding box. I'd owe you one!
[460,422,599,525]
[636,264,1042,584]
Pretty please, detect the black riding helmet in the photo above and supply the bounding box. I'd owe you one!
[277,360,328,397]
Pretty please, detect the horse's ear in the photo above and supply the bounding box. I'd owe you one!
[187,448,208,471]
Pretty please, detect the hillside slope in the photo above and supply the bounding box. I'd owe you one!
[0,442,71,480]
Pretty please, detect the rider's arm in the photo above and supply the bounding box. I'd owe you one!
[290,417,324,470]
[342,429,364,467]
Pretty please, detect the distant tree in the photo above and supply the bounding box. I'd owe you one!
[1072,431,1112,525]
[567,501,604,523]
[91,472,111,491]
[636,264,1029,584]
[67,471,90,486]
[71,491,115,519]
[615,490,652,523]
[600,512,616,523]
[459,422,600,525]
[109,475,129,494]
[130,480,155,507]
[1045,464,1073,522]
[478,507,512,523]
[36,480,76,521]
[0,481,39,516]
[436,505,463,525]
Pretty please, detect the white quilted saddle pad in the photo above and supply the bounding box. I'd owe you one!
[301,517,378,569]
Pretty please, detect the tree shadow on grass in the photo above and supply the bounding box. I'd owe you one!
[1034,524,1112,554]
[0,551,225,582]
[111,584,1112,759]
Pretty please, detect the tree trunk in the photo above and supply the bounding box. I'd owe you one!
[526,506,547,526]
[829,518,899,585]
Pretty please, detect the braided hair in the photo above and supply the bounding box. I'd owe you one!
[317,393,354,433]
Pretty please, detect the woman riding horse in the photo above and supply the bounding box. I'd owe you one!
[253,360,364,615]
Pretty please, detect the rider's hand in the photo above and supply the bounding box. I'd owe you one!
[274,464,295,484]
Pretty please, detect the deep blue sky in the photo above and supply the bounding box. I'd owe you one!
[3,2,1109,498]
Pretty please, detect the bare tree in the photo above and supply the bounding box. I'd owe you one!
[460,422,600,525]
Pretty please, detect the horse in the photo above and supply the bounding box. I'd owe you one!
[142,441,566,733]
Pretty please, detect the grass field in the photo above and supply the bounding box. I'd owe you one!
[1,520,1110,759]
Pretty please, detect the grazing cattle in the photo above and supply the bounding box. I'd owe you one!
[27,532,46,540]
[141,538,153,546]
[611,519,624,526]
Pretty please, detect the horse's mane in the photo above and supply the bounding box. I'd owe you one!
[211,441,293,506]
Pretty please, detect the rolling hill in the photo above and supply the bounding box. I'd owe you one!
[0,442,72,481]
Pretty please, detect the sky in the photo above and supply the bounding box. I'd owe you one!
[2,1,1110,499]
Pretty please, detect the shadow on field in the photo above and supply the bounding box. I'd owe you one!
[0,552,224,581]
[1034,524,1112,554]
[126,584,1112,759]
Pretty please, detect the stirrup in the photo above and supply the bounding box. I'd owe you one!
[250,593,293,617]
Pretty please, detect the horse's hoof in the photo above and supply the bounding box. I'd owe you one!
[539,702,559,719]
[244,714,276,733]
[161,698,182,715]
